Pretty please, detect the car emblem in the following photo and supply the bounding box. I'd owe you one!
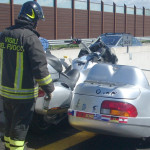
[111,91,117,96]
[96,89,101,94]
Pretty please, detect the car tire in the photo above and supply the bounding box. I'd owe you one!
[29,113,53,135]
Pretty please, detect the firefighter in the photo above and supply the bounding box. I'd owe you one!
[0,1,54,150]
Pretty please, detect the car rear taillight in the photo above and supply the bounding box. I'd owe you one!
[101,100,137,117]
[38,89,45,97]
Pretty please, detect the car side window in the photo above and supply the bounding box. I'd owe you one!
[132,38,137,46]
[118,39,123,46]
[132,37,142,46]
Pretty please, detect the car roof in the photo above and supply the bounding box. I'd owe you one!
[101,33,132,36]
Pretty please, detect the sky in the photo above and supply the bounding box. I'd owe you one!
[0,0,150,9]
[92,0,150,9]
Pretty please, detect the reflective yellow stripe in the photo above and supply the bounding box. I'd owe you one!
[26,9,35,19]
[10,139,24,147]
[35,74,52,86]
[0,48,3,85]
[14,52,23,89]
[36,74,51,82]
[5,142,10,148]
[39,78,52,86]
[4,136,10,142]
[10,146,24,150]
[0,85,38,94]
[0,90,38,99]
[4,136,10,149]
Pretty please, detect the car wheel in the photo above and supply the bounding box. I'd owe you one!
[29,113,53,135]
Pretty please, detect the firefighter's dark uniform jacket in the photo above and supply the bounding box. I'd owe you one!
[0,19,54,150]
[0,19,54,100]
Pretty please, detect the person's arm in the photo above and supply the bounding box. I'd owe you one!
[25,35,54,95]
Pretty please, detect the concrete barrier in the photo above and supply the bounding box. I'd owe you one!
[112,46,150,83]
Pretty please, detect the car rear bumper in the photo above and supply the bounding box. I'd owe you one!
[68,110,150,138]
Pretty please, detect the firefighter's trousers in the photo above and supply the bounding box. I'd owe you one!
[3,98,35,150]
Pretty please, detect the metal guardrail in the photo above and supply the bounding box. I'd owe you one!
[48,39,69,46]
[48,38,95,48]
[136,37,150,41]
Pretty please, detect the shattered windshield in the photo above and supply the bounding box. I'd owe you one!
[101,36,121,46]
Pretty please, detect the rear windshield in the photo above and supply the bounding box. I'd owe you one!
[101,36,121,46]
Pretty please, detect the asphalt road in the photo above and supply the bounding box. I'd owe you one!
[26,120,150,150]
[1,119,150,150]
[1,120,150,150]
